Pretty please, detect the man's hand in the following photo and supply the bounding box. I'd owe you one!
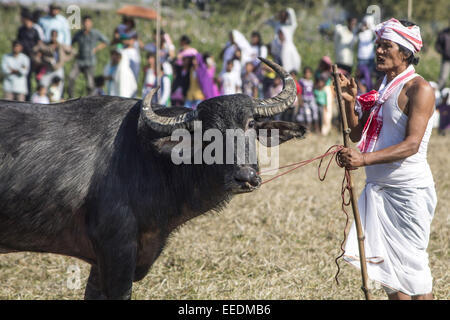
[338,147,366,168]
[338,73,357,104]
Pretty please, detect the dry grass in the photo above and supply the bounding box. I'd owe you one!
[0,130,448,300]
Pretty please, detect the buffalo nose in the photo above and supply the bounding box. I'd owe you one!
[235,166,260,187]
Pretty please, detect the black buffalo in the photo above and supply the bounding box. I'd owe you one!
[0,58,305,299]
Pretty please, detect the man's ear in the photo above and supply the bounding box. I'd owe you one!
[255,121,307,147]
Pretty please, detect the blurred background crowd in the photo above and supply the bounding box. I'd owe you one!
[1,0,449,135]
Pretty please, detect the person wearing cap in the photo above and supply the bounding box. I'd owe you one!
[338,18,437,300]
[68,15,109,98]
[38,3,71,46]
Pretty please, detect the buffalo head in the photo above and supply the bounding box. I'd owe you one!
[139,58,306,194]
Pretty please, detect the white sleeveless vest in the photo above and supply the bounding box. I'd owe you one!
[364,76,435,188]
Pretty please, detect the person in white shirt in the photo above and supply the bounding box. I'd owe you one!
[120,33,141,84]
[38,3,71,46]
[334,17,358,74]
[31,84,50,104]
[1,40,30,101]
[103,48,137,98]
[220,60,241,95]
[357,15,376,90]
[265,8,298,64]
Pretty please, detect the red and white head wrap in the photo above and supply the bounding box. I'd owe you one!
[375,18,423,53]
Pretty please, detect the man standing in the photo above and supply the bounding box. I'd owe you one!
[435,25,450,89]
[338,18,437,300]
[68,15,109,97]
[1,41,30,101]
[334,17,357,75]
[38,3,71,46]
[17,10,41,100]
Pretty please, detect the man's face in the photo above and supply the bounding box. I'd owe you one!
[83,18,93,31]
[13,43,23,54]
[22,17,33,28]
[348,18,357,31]
[50,8,60,17]
[375,38,407,71]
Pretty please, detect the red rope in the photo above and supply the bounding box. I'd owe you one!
[259,144,353,285]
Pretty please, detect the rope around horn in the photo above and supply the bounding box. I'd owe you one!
[258,144,356,284]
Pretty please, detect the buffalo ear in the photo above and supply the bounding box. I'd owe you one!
[151,136,181,157]
[255,121,306,147]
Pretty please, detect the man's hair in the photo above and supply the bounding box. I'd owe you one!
[94,75,105,87]
[82,15,92,22]
[397,19,420,66]
[180,35,191,45]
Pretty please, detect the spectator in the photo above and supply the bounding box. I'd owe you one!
[265,8,298,65]
[242,62,259,98]
[334,17,357,75]
[176,35,198,65]
[314,56,335,136]
[249,31,268,63]
[90,76,106,96]
[31,9,45,41]
[357,15,376,91]
[48,76,62,102]
[171,55,192,106]
[103,48,137,98]
[220,60,241,95]
[184,56,205,109]
[220,30,252,75]
[17,10,41,100]
[314,75,328,133]
[32,29,74,95]
[437,88,450,135]
[297,66,318,131]
[38,3,71,46]
[436,25,450,89]
[116,16,141,50]
[278,28,301,73]
[146,63,172,106]
[68,15,109,98]
[120,33,141,85]
[1,40,30,101]
[31,84,49,104]
[261,45,277,98]
[289,70,302,122]
[203,53,220,97]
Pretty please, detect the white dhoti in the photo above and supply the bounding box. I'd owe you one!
[344,183,437,296]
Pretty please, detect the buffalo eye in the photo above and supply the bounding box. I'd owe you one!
[247,120,255,129]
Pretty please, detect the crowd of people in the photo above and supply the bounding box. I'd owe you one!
[1,4,450,135]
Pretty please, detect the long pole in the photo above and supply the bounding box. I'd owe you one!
[155,0,161,100]
[408,0,413,21]
[332,65,371,300]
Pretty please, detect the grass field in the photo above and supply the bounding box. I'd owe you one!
[0,129,448,300]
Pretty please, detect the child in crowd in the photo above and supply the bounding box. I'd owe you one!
[313,75,327,133]
[297,66,318,131]
[48,76,62,102]
[242,62,259,98]
[31,84,49,104]
[91,76,105,96]
[220,60,241,95]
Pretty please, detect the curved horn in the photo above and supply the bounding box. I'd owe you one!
[141,87,197,134]
[252,57,297,117]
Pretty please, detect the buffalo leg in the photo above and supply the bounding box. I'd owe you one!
[84,266,106,300]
